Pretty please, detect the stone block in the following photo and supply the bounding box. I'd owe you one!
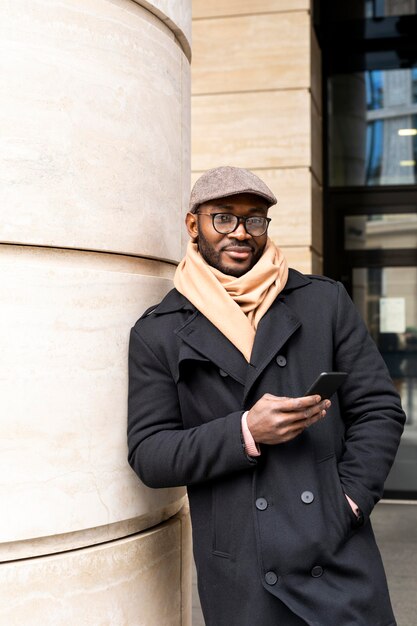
[192,90,311,171]
[192,12,310,94]
[192,0,310,19]
[0,245,184,556]
[0,515,191,626]
[0,0,190,262]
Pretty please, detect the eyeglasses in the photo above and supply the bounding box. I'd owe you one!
[196,212,271,237]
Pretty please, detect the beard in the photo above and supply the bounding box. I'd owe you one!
[197,232,265,277]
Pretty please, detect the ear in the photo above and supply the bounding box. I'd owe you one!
[185,212,199,242]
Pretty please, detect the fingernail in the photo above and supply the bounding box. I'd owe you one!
[325,400,331,409]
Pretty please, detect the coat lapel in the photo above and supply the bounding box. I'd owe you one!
[175,311,248,386]
[243,297,302,402]
[243,266,312,403]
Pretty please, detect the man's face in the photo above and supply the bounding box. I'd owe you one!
[185,193,269,277]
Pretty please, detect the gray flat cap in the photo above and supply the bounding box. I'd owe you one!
[190,166,277,213]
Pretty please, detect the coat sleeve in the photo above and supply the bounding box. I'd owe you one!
[127,326,256,489]
[334,282,406,522]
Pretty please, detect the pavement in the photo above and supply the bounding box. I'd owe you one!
[192,501,417,626]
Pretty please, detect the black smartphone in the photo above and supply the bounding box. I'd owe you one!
[304,371,348,400]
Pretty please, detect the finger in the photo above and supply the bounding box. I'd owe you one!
[295,400,327,420]
[301,399,331,418]
[310,399,331,414]
[283,400,330,426]
[307,408,327,426]
[300,394,323,406]
[266,395,323,414]
[281,395,322,412]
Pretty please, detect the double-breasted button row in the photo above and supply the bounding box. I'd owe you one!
[258,492,314,508]
[276,355,287,367]
[255,497,268,510]
[265,567,323,585]
[258,492,313,508]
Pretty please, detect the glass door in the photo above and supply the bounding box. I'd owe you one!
[325,197,417,497]
[352,265,417,494]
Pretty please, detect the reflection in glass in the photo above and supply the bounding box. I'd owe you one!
[345,213,417,249]
[366,120,384,183]
[326,0,417,19]
[352,267,417,493]
[366,70,384,110]
[329,68,417,186]
[365,0,417,18]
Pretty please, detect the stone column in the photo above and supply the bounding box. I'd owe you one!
[0,1,191,624]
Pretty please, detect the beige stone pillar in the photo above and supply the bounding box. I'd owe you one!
[0,1,191,624]
[191,0,323,273]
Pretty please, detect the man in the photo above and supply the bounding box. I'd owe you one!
[128,166,405,626]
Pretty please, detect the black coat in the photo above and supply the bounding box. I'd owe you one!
[128,270,405,626]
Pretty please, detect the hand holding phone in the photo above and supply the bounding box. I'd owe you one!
[304,371,348,400]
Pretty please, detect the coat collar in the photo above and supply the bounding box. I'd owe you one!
[152,288,194,315]
[282,268,311,293]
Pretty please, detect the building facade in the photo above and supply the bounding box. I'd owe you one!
[191,2,417,621]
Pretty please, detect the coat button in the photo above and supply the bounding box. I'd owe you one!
[219,368,228,377]
[311,565,324,578]
[301,491,314,504]
[255,498,268,511]
[265,571,278,585]
[276,355,287,367]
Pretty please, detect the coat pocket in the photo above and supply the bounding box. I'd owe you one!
[318,454,358,544]
[211,481,234,559]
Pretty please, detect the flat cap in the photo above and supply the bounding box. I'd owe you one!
[189,166,277,213]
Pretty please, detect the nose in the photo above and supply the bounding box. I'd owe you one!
[228,221,251,240]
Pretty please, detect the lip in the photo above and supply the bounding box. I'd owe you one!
[223,246,253,260]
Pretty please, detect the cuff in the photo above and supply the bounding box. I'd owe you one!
[241,411,261,457]
[345,493,360,518]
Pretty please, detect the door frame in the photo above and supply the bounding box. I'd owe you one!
[324,187,417,499]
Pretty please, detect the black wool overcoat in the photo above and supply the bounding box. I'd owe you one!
[128,269,405,626]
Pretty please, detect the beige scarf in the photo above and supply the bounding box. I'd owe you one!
[174,238,288,361]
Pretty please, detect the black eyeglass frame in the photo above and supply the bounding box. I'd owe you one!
[196,212,271,236]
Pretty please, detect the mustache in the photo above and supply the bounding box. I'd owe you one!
[222,240,255,251]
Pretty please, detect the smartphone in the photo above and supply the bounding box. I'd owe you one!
[304,371,348,400]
